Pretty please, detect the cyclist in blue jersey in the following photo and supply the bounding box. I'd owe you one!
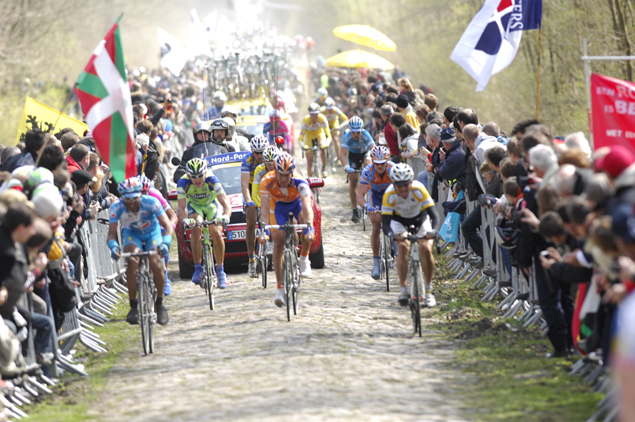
[241,135,270,278]
[107,178,174,326]
[357,146,394,279]
[339,115,375,223]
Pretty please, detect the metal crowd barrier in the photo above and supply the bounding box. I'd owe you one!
[436,175,617,421]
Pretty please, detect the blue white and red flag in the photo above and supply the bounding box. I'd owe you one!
[450,0,542,91]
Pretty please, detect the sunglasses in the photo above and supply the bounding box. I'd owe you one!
[123,196,140,201]
[253,151,264,155]
[191,174,205,179]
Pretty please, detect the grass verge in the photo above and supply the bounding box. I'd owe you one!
[427,253,603,422]
[25,300,137,422]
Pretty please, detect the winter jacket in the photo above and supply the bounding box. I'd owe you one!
[0,225,29,320]
[437,141,466,187]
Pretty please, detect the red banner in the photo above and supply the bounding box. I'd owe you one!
[591,73,635,153]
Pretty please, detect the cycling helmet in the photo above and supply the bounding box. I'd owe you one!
[370,145,390,163]
[220,105,238,118]
[118,177,142,198]
[210,119,229,143]
[262,145,280,162]
[495,217,520,250]
[213,91,227,103]
[275,153,295,174]
[390,163,415,186]
[193,121,211,137]
[185,158,208,178]
[137,175,153,193]
[324,97,335,109]
[223,117,236,134]
[250,134,269,153]
[269,109,281,121]
[308,103,320,115]
[349,116,363,132]
[317,87,328,99]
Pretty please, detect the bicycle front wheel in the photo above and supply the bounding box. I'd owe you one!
[362,209,367,232]
[261,251,268,289]
[410,262,422,337]
[138,258,151,355]
[147,280,156,353]
[283,249,292,321]
[204,245,215,311]
[292,252,300,316]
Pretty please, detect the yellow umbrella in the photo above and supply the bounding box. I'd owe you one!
[325,49,395,70]
[333,25,396,52]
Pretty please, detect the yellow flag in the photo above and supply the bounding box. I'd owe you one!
[15,97,89,145]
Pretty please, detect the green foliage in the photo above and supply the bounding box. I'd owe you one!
[428,253,602,421]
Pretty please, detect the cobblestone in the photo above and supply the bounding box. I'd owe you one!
[89,170,470,422]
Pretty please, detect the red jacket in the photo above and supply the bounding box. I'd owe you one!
[383,118,399,156]
[66,155,83,173]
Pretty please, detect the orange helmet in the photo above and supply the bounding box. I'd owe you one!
[275,153,295,174]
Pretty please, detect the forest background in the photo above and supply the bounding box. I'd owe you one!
[0,0,632,144]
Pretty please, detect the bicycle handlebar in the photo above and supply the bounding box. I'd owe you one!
[184,220,227,229]
[119,250,160,258]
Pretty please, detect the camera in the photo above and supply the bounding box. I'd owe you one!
[540,250,550,258]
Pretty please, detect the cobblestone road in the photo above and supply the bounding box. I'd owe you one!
[89,169,469,422]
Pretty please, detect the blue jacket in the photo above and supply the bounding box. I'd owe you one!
[436,141,466,187]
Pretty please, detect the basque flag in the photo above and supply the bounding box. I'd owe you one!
[450,0,542,91]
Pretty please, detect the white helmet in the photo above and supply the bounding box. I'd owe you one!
[317,87,328,98]
[213,91,227,102]
[222,117,236,128]
[250,134,269,152]
[221,105,238,118]
[389,163,415,185]
[324,97,335,109]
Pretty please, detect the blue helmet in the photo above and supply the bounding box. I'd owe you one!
[117,178,142,198]
[349,116,363,132]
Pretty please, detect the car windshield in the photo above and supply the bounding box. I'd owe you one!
[237,104,273,116]
[210,162,242,195]
[240,123,265,136]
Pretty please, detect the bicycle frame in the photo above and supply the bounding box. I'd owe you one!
[263,213,309,321]
[119,250,160,355]
[184,220,225,310]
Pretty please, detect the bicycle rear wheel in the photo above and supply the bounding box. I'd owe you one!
[138,258,151,355]
[409,262,422,337]
[292,253,300,316]
[283,250,292,321]
[383,234,391,292]
[204,245,215,311]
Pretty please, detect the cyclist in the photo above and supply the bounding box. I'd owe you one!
[298,103,331,178]
[314,87,329,106]
[176,158,231,288]
[381,163,440,307]
[241,135,270,278]
[252,146,280,255]
[138,176,179,296]
[339,116,375,223]
[107,178,173,325]
[203,91,226,120]
[173,121,227,182]
[356,146,394,280]
[263,110,290,149]
[321,97,348,157]
[258,154,315,307]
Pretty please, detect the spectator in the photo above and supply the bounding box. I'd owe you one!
[424,93,438,111]
[60,132,79,152]
[436,128,466,187]
[66,144,90,173]
[1,131,46,173]
[395,94,418,129]
[38,144,66,174]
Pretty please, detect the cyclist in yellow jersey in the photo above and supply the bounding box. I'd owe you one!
[299,103,331,178]
[321,97,348,160]
[381,163,440,307]
[251,146,280,208]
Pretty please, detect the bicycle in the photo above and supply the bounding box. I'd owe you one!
[257,221,269,289]
[262,213,310,321]
[398,227,435,337]
[119,250,162,355]
[361,203,369,232]
[379,225,395,292]
[184,219,226,310]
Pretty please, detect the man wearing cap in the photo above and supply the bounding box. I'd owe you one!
[378,105,400,163]
[435,128,466,188]
[71,170,100,223]
[395,94,418,129]
[595,145,635,209]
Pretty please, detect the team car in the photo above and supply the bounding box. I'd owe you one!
[169,151,324,278]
